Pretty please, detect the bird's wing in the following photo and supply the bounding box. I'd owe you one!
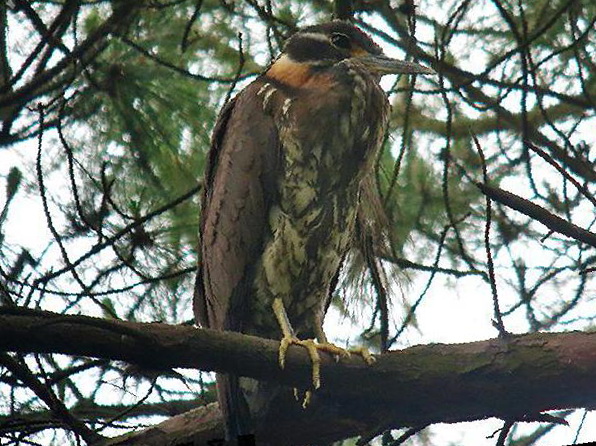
[194,80,280,332]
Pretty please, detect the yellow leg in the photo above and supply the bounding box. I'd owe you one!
[272,298,351,390]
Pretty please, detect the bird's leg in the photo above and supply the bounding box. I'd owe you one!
[272,298,376,408]
[273,298,346,409]
[273,298,319,389]
[273,297,350,389]
[273,298,348,391]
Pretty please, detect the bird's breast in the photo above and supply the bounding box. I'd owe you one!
[248,71,388,337]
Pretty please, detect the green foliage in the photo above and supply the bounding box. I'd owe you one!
[0,0,594,444]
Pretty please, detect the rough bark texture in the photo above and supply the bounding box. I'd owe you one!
[2,307,596,445]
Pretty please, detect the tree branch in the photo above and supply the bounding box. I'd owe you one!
[2,307,596,444]
[374,8,596,182]
[0,397,210,436]
[0,353,103,444]
[474,182,596,248]
[0,1,141,113]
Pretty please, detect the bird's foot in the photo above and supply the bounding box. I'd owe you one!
[278,336,351,390]
[348,346,376,365]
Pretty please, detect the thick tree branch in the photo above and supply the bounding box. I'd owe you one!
[2,307,596,444]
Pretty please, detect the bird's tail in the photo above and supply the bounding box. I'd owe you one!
[217,373,254,444]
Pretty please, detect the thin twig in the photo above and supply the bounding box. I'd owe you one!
[388,424,429,446]
[472,135,507,337]
[222,32,246,107]
[474,182,596,248]
[0,353,103,444]
[526,141,596,209]
[36,184,201,284]
[35,103,116,316]
[180,0,203,53]
[495,420,514,446]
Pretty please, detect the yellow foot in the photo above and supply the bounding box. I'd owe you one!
[349,346,376,365]
[278,337,351,389]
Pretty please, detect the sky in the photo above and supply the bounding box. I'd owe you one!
[2,4,596,445]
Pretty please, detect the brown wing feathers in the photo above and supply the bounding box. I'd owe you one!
[197,82,279,332]
[194,81,280,439]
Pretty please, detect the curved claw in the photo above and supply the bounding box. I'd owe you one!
[278,338,376,408]
[278,336,355,390]
[293,388,313,409]
[349,346,376,365]
[278,337,323,389]
[272,298,373,408]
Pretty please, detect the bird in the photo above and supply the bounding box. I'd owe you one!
[194,20,434,442]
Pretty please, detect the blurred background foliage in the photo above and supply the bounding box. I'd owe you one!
[0,0,594,444]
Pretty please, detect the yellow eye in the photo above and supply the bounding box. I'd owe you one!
[330,33,351,50]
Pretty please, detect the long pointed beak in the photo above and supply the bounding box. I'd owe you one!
[354,54,435,75]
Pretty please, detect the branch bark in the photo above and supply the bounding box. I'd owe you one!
[2,307,596,445]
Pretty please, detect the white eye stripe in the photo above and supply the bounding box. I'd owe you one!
[296,32,331,43]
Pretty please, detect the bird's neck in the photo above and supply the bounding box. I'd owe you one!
[265,54,333,89]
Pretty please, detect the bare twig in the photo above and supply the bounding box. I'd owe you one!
[472,135,507,336]
[0,353,103,444]
[473,182,596,248]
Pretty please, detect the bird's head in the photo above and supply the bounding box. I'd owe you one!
[266,21,434,87]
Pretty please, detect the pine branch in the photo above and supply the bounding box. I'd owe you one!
[374,7,596,182]
[1,307,596,445]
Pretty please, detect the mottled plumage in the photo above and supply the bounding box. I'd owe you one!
[194,20,433,441]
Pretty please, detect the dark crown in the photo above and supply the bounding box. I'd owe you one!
[283,21,383,64]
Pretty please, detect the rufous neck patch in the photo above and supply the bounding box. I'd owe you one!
[266,55,317,88]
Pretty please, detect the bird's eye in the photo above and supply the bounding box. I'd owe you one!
[330,33,351,50]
